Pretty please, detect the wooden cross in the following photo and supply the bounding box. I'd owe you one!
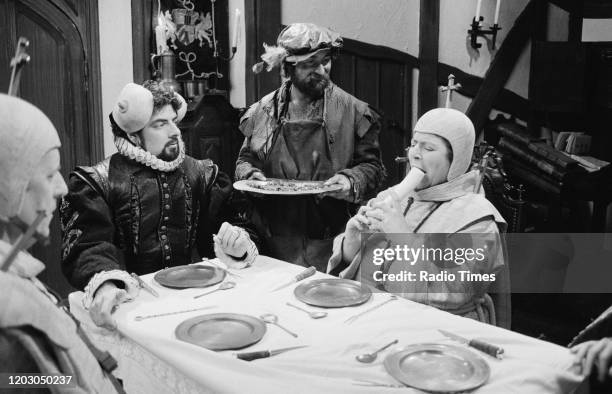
[439,74,462,108]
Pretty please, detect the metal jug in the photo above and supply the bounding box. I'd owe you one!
[151,50,182,93]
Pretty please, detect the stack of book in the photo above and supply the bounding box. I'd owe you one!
[495,123,585,194]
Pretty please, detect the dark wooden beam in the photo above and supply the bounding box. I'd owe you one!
[244,0,281,105]
[418,0,440,117]
[131,0,153,83]
[527,0,549,134]
[84,0,104,163]
[549,0,612,19]
[568,1,584,43]
[343,37,419,67]
[438,63,529,121]
[467,0,536,137]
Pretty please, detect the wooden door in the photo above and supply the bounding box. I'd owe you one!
[331,38,417,188]
[0,0,103,296]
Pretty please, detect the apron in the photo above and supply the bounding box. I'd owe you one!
[257,108,352,270]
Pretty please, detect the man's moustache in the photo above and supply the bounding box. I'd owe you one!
[310,75,329,83]
[165,138,179,148]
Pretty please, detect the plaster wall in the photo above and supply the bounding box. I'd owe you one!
[439,0,531,99]
[98,0,134,157]
[583,19,612,42]
[281,0,419,55]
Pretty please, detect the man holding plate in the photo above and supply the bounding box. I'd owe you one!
[236,23,385,269]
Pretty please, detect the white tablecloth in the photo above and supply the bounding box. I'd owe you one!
[69,256,585,393]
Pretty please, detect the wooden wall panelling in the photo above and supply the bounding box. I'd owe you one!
[329,53,355,94]
[244,0,281,103]
[354,58,379,109]
[0,0,103,296]
[332,37,417,187]
[379,62,410,183]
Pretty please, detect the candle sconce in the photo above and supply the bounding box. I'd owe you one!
[468,17,501,50]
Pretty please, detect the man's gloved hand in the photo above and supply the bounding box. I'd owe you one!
[89,281,127,330]
[213,222,251,260]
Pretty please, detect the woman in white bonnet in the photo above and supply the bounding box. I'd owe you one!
[0,94,122,392]
[328,108,509,325]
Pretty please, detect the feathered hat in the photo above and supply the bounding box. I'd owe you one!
[253,23,343,74]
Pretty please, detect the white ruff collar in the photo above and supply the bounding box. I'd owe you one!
[114,135,185,172]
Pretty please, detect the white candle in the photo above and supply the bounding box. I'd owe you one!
[494,0,502,24]
[155,25,164,54]
[475,0,482,22]
[155,14,167,54]
[231,8,241,48]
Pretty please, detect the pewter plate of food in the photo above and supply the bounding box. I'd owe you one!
[233,178,342,195]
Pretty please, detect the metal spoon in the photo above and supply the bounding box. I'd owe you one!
[260,313,298,338]
[355,339,399,363]
[193,281,236,299]
[286,302,328,319]
[134,305,215,321]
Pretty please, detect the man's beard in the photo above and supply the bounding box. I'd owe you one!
[291,72,330,99]
[158,137,180,161]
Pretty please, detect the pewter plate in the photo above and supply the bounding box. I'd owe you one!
[154,265,226,289]
[175,313,266,351]
[294,278,372,308]
[384,343,490,393]
[233,178,342,195]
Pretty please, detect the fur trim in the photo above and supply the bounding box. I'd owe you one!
[82,269,140,310]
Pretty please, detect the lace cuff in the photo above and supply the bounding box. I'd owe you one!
[82,270,140,310]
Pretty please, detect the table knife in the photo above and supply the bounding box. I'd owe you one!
[438,329,504,359]
[131,272,159,297]
[235,345,308,361]
[271,266,317,292]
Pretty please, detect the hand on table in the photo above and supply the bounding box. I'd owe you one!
[571,338,612,382]
[321,174,352,201]
[89,281,128,330]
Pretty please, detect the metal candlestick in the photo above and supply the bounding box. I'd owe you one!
[468,17,501,50]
